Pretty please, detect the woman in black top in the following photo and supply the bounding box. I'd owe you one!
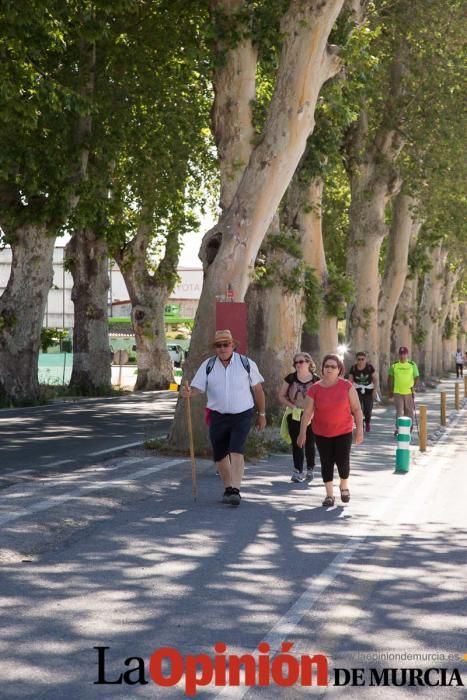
[278,352,320,482]
[348,351,379,432]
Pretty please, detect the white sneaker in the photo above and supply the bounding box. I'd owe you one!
[291,469,305,482]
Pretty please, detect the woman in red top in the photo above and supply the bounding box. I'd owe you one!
[297,353,363,507]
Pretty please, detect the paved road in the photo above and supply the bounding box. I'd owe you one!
[0,389,465,698]
[0,392,177,486]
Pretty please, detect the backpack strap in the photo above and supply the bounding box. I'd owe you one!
[205,356,216,390]
[239,354,251,383]
[206,356,216,376]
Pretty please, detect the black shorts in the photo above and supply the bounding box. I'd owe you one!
[209,409,253,461]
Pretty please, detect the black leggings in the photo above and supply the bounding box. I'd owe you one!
[287,414,315,471]
[314,432,353,483]
[357,390,373,423]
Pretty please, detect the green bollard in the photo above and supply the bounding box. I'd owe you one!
[395,416,412,473]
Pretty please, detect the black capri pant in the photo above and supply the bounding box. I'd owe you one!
[286,414,315,470]
[357,390,373,424]
[314,432,353,483]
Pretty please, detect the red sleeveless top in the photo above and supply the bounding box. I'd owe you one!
[307,378,354,437]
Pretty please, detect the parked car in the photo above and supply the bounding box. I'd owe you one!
[167,343,184,367]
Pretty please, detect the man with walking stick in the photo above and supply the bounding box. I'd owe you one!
[388,346,419,436]
[182,330,266,506]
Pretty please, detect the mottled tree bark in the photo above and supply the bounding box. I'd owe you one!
[66,230,111,393]
[170,0,345,449]
[0,227,55,403]
[0,39,95,404]
[345,60,406,368]
[299,177,338,365]
[435,269,461,375]
[246,215,304,415]
[211,0,257,212]
[378,193,421,389]
[416,244,447,380]
[442,302,458,373]
[115,222,174,391]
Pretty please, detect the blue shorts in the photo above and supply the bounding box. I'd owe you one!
[209,409,253,461]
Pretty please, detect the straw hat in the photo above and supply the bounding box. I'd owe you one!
[213,329,234,344]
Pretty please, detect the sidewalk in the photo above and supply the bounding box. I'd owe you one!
[128,376,466,511]
[261,375,466,467]
[0,380,465,699]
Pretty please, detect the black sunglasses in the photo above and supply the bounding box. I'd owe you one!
[215,342,231,348]
[295,359,309,364]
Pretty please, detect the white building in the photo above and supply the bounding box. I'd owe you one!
[0,247,203,330]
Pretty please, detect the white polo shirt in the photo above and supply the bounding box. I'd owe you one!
[191,353,264,414]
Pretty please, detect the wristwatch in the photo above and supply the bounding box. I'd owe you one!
[258,412,266,416]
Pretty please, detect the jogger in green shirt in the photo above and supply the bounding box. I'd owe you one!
[388,346,419,435]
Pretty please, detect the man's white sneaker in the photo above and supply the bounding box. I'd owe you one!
[291,470,305,482]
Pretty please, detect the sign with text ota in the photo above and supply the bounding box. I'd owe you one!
[170,269,203,300]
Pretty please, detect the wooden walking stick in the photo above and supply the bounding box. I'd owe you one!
[184,381,197,501]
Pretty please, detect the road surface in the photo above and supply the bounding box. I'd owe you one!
[0,401,465,698]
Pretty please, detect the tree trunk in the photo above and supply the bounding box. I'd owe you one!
[416,244,447,380]
[299,177,338,365]
[378,193,421,390]
[345,114,404,367]
[247,284,304,416]
[169,0,344,449]
[345,59,406,367]
[392,272,418,356]
[437,270,460,375]
[458,302,467,350]
[0,40,95,405]
[246,215,303,415]
[431,319,441,378]
[65,230,111,393]
[0,227,55,404]
[211,0,257,211]
[442,302,457,372]
[116,232,174,391]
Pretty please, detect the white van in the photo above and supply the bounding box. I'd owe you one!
[167,343,184,367]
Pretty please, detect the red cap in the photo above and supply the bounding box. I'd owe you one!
[398,346,409,354]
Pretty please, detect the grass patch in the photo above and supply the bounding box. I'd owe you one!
[144,427,290,461]
[144,435,212,458]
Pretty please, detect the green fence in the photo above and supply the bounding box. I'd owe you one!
[39,352,182,387]
[38,353,73,385]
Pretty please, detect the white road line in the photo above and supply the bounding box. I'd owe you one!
[7,469,34,475]
[0,458,187,526]
[215,407,466,699]
[87,441,143,456]
[37,459,74,469]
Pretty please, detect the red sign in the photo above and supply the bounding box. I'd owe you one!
[216,302,248,354]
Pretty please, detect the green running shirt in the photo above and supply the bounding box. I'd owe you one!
[389,360,419,395]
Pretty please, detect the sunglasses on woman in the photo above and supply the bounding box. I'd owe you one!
[324,364,338,369]
[295,359,308,364]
